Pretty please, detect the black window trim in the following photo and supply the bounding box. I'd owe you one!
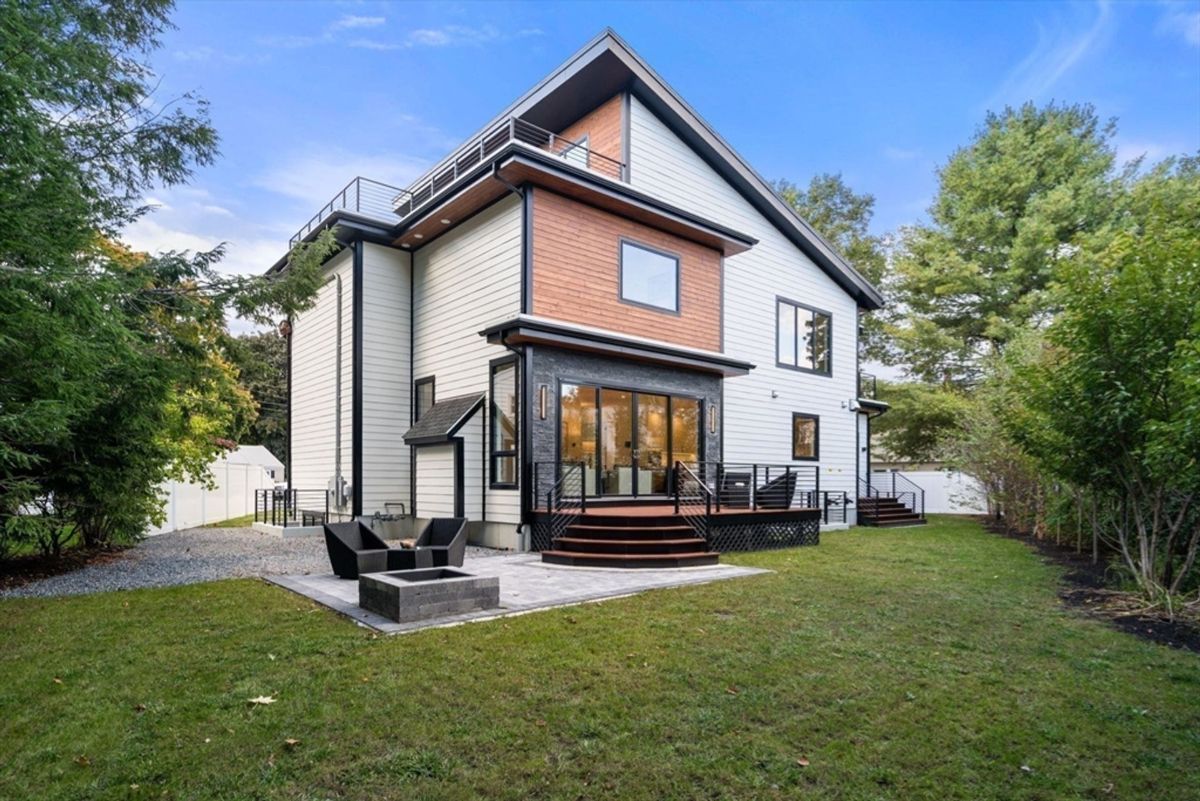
[618,237,682,316]
[489,355,519,489]
[413,375,436,422]
[775,295,833,377]
[791,412,820,462]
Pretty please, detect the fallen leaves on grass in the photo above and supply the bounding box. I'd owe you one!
[248,695,276,706]
[284,738,300,749]
[73,755,90,767]
[796,757,810,767]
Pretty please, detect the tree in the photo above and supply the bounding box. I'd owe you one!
[871,381,972,464]
[1000,157,1200,603]
[0,0,331,551]
[227,330,289,468]
[891,103,1118,385]
[774,174,891,361]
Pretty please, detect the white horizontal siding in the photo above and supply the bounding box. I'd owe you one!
[360,243,412,516]
[413,195,522,523]
[290,249,354,510]
[415,445,456,519]
[460,414,484,521]
[629,97,861,503]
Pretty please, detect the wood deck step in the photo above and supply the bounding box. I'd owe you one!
[554,536,708,555]
[563,523,697,540]
[540,550,720,569]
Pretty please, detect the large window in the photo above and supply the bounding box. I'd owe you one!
[792,413,819,461]
[414,376,435,422]
[777,298,831,375]
[490,359,519,487]
[620,240,679,313]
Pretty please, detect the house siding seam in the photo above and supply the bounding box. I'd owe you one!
[360,243,412,517]
[530,188,722,351]
[413,194,523,525]
[290,249,354,508]
[627,95,860,505]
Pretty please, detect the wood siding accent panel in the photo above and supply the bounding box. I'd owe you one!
[413,195,522,523]
[360,243,411,516]
[290,249,354,507]
[556,93,624,167]
[530,188,722,351]
[627,96,860,504]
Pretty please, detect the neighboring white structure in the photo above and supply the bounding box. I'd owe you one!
[223,444,286,483]
[871,469,987,515]
[147,452,277,535]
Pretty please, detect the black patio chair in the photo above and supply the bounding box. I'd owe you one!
[323,521,390,579]
[756,471,799,509]
[413,517,468,567]
[718,471,752,507]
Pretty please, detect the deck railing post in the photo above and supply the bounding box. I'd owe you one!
[673,463,681,515]
[751,464,758,511]
[716,463,723,512]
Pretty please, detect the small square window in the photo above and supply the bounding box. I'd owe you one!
[620,240,679,313]
[792,413,818,461]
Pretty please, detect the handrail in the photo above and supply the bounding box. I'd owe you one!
[254,488,332,527]
[683,462,819,512]
[888,471,926,518]
[544,461,586,545]
[673,461,713,546]
[289,116,627,249]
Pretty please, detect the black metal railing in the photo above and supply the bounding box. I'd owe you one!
[254,488,343,527]
[289,177,410,247]
[534,461,586,551]
[821,491,850,524]
[858,370,878,400]
[291,117,630,249]
[858,473,925,519]
[673,461,713,545]
[680,463,820,512]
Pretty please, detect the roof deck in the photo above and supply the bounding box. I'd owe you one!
[288,117,625,248]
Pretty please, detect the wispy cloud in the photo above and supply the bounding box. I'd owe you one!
[173,46,257,64]
[348,24,543,52]
[1157,4,1200,46]
[985,0,1114,109]
[251,147,430,204]
[330,15,386,32]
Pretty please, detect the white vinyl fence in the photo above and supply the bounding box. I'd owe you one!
[146,460,277,535]
[871,469,988,515]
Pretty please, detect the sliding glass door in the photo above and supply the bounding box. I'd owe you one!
[560,383,701,497]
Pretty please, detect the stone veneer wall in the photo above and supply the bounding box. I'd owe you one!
[528,346,723,501]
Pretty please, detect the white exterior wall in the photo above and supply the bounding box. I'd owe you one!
[413,195,523,527]
[290,249,354,512]
[460,414,485,521]
[856,413,869,520]
[415,445,456,519]
[360,243,412,516]
[628,97,862,508]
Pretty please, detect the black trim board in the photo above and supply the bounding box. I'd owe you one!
[351,241,363,517]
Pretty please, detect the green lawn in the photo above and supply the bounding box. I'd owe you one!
[202,513,256,528]
[1,516,1197,800]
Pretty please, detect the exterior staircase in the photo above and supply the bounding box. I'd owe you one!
[856,495,926,527]
[540,509,719,568]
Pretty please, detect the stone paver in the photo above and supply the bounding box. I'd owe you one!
[269,553,770,634]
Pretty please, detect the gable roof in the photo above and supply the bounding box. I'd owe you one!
[402,393,485,445]
[419,28,884,310]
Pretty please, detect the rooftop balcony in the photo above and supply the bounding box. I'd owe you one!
[289,117,626,247]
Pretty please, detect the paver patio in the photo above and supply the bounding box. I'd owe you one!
[270,553,769,634]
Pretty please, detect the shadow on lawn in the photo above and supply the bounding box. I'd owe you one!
[976,515,1200,653]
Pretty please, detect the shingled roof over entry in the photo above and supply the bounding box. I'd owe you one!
[402,393,485,445]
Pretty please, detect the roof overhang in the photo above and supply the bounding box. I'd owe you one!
[402,393,486,445]
[857,397,890,415]
[481,315,754,377]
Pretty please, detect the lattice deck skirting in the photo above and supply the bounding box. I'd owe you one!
[707,515,820,552]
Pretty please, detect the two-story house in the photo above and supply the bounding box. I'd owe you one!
[268,30,908,563]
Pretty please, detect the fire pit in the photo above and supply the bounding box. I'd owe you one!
[358,568,500,623]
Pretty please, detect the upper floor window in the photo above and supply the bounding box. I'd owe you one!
[620,240,679,314]
[414,376,435,422]
[777,298,831,375]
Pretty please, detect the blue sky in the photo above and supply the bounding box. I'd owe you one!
[125,0,1200,304]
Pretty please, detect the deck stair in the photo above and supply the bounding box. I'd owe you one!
[540,510,719,568]
[856,496,926,527]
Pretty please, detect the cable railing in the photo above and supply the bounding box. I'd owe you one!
[673,461,714,545]
[858,370,878,400]
[289,177,410,247]
[289,117,627,248]
[681,463,820,512]
[254,488,348,527]
[859,473,925,519]
[531,461,587,551]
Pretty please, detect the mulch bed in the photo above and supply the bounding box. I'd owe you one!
[978,516,1200,654]
[0,545,129,592]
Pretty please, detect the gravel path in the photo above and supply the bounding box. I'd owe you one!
[1,527,500,599]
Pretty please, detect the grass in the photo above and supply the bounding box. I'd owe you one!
[1,516,1197,800]
[201,513,256,529]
